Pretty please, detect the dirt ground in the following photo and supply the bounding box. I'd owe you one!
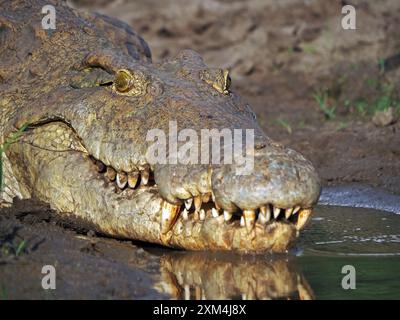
[1,0,400,299]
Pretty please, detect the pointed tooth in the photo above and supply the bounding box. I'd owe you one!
[202,193,211,203]
[140,165,150,185]
[161,201,181,234]
[199,209,206,221]
[243,209,256,232]
[116,172,127,189]
[105,167,116,181]
[194,195,202,213]
[182,208,189,220]
[184,198,193,210]
[184,284,190,300]
[128,171,139,188]
[259,206,271,224]
[212,207,220,218]
[296,208,313,230]
[240,216,245,227]
[224,210,233,221]
[285,207,294,219]
[293,206,301,214]
[273,207,281,219]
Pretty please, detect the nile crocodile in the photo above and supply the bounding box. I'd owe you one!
[0,0,320,252]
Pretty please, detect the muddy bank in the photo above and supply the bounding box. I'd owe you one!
[0,199,165,299]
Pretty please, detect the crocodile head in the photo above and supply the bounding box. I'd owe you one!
[6,48,320,252]
[2,1,320,252]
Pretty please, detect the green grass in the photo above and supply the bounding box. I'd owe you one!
[15,240,27,257]
[352,84,400,117]
[313,90,336,120]
[276,119,292,134]
[0,123,30,191]
[1,239,28,258]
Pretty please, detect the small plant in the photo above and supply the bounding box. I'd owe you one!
[355,100,368,116]
[313,90,336,120]
[0,238,28,258]
[276,119,292,134]
[0,123,30,191]
[15,240,27,257]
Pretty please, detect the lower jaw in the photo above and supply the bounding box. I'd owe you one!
[9,143,299,253]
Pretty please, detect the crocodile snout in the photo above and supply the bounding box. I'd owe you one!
[153,137,320,235]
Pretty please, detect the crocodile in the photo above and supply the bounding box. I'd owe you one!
[0,0,320,252]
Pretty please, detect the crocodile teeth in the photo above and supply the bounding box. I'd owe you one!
[128,171,139,188]
[161,201,181,234]
[199,209,206,221]
[184,198,193,210]
[258,206,271,224]
[184,284,190,300]
[211,207,220,218]
[273,207,281,219]
[116,172,127,189]
[293,206,301,214]
[182,208,189,220]
[194,195,202,213]
[105,167,116,181]
[240,216,245,227]
[296,208,313,230]
[285,207,294,219]
[140,166,150,185]
[224,210,233,221]
[243,210,256,233]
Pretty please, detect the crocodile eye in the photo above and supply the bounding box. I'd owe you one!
[114,70,132,93]
[113,69,150,96]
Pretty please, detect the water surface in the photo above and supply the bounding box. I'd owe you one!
[154,205,400,299]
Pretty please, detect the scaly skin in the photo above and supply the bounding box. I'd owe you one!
[0,0,321,252]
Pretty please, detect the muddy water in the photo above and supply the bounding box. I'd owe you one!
[154,205,400,300]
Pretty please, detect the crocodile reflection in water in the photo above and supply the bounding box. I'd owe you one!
[154,252,314,300]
